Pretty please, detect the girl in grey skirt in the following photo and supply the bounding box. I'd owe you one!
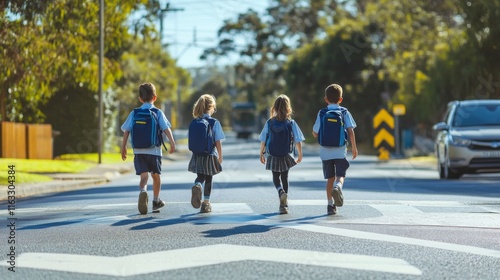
[188,94,225,213]
[259,94,305,214]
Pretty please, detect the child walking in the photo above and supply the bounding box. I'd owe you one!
[312,84,358,215]
[188,94,225,213]
[121,82,176,215]
[259,94,304,214]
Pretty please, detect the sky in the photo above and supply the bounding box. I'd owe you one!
[162,0,270,68]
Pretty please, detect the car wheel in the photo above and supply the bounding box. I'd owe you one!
[443,151,461,179]
[438,160,445,179]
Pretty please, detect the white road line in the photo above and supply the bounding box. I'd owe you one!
[0,244,421,276]
[279,224,500,259]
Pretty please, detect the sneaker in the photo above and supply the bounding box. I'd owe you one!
[332,185,344,207]
[138,191,148,215]
[279,205,289,214]
[191,183,202,209]
[327,205,337,215]
[152,199,166,211]
[279,192,289,214]
[279,192,288,207]
[200,202,212,213]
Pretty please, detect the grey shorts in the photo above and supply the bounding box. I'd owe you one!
[134,154,162,175]
[322,158,350,179]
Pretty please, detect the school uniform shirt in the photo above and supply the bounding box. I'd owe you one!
[312,104,357,160]
[121,103,172,156]
[258,119,306,146]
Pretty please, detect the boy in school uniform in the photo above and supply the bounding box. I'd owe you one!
[121,83,176,214]
[312,84,358,215]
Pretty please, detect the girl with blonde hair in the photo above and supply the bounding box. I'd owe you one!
[188,94,225,213]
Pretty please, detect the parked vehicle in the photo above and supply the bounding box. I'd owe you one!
[433,100,500,179]
[231,102,257,139]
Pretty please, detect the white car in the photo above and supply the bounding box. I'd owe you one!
[433,100,500,179]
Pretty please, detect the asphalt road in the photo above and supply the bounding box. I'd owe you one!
[1,135,499,279]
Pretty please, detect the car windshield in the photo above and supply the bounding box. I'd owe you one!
[452,104,500,127]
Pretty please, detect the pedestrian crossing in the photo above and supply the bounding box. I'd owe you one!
[4,200,499,229]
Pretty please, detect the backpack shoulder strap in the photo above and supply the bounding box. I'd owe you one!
[151,108,169,151]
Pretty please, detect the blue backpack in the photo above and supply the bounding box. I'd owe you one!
[188,117,216,155]
[266,119,294,157]
[318,107,348,147]
[131,108,166,149]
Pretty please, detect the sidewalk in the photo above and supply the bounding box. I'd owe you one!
[0,151,190,202]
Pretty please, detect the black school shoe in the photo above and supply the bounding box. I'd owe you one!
[327,205,337,215]
[152,199,166,211]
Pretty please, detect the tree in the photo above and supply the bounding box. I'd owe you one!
[202,0,339,109]
[0,0,157,123]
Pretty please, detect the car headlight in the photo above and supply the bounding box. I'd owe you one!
[449,135,471,146]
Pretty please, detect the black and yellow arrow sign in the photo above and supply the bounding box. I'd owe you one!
[373,108,394,160]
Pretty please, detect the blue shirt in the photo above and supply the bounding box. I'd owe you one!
[121,103,172,156]
[188,114,226,157]
[259,119,305,154]
[312,104,356,160]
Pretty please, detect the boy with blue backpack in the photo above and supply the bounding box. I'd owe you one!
[313,84,358,215]
[259,94,305,214]
[121,83,176,215]
[188,94,225,213]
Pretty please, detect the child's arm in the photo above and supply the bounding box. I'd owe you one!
[347,128,358,159]
[163,128,176,154]
[295,141,303,163]
[121,131,130,161]
[259,142,266,164]
[215,141,223,164]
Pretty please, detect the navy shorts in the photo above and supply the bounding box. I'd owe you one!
[134,154,162,175]
[322,158,350,179]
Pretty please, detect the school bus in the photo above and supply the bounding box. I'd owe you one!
[231,102,257,139]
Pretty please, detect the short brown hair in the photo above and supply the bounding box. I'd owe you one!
[139,83,156,102]
[325,84,343,103]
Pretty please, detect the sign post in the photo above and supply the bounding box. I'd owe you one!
[392,104,406,157]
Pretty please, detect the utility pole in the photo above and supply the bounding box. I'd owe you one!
[98,0,104,164]
[159,2,184,48]
[158,2,184,128]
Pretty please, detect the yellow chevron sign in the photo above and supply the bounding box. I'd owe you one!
[373,108,394,129]
[373,108,395,160]
[373,128,394,148]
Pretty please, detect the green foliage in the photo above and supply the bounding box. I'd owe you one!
[114,37,191,128]
[1,0,191,156]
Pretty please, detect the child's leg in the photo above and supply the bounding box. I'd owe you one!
[326,177,335,203]
[151,173,161,200]
[334,159,350,188]
[139,172,149,191]
[195,173,206,185]
[280,170,289,193]
[191,174,205,209]
[272,171,284,195]
[334,176,345,187]
[203,175,213,202]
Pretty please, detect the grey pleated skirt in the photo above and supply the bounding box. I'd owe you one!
[265,154,297,172]
[188,154,222,175]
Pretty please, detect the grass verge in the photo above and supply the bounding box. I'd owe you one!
[0,153,127,185]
